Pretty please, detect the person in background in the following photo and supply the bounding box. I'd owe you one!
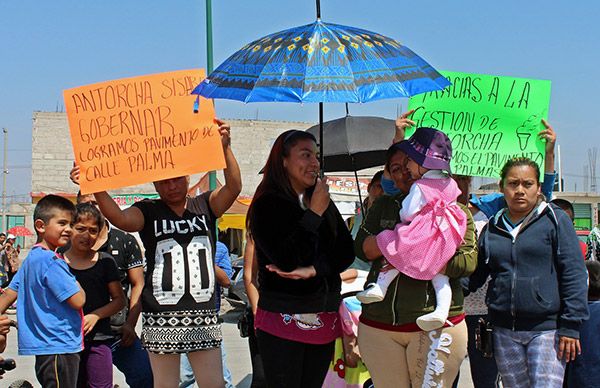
[347,170,384,234]
[247,129,354,388]
[4,234,20,285]
[551,198,586,259]
[0,234,9,288]
[566,260,600,387]
[469,157,588,387]
[347,170,384,271]
[65,203,126,388]
[241,235,267,388]
[0,195,86,388]
[180,240,234,388]
[452,175,501,388]
[586,226,600,261]
[70,166,154,388]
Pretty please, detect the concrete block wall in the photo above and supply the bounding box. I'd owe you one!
[31,112,313,198]
[222,119,313,197]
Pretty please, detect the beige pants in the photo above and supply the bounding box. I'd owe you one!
[358,320,467,388]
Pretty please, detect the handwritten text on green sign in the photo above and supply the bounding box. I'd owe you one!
[407,71,551,178]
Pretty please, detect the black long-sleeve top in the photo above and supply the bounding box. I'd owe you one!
[250,192,354,314]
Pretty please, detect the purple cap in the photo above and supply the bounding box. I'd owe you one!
[397,127,452,172]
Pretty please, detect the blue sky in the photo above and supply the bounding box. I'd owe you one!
[1,0,598,199]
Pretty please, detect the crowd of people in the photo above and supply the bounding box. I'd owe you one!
[0,233,21,289]
[0,114,596,388]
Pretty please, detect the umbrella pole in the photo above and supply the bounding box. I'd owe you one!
[319,102,324,177]
[316,0,321,19]
[351,156,365,217]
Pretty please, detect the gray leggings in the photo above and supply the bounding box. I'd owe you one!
[494,327,565,388]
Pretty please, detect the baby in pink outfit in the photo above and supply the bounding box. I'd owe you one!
[357,127,467,331]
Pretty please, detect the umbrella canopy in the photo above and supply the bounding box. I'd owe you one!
[193,20,450,103]
[7,225,34,237]
[305,115,393,172]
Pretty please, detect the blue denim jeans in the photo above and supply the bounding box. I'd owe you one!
[180,343,233,388]
[111,337,154,388]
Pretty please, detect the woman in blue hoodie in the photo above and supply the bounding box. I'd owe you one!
[469,157,588,388]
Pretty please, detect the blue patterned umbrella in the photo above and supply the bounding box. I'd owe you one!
[193,20,449,103]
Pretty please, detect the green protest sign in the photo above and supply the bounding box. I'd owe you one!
[407,71,551,178]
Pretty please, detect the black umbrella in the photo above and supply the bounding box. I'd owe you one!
[306,114,394,214]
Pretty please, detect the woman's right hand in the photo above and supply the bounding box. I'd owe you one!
[309,177,330,216]
[266,264,317,280]
[70,162,80,185]
[342,333,361,368]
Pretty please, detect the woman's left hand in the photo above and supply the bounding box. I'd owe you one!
[558,335,581,362]
[266,265,317,280]
[539,119,556,154]
[215,118,231,149]
[83,314,100,335]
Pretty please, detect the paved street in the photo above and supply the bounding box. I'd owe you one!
[2,301,474,387]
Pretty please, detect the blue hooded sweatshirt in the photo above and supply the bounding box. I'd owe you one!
[470,202,588,338]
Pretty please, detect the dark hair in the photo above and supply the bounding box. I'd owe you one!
[499,157,540,188]
[247,130,317,232]
[0,233,5,237]
[384,142,407,172]
[33,194,76,225]
[551,198,575,220]
[74,202,105,231]
[76,190,98,205]
[368,170,384,189]
[586,260,600,300]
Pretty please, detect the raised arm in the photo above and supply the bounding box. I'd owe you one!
[540,119,556,175]
[209,119,242,218]
[94,191,145,233]
[69,162,145,233]
[540,119,557,200]
[393,109,415,144]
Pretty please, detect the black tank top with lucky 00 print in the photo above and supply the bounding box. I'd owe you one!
[132,192,217,313]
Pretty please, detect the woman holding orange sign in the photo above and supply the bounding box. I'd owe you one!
[94,118,242,388]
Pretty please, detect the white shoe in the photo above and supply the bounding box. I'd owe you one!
[416,312,446,331]
[356,283,385,304]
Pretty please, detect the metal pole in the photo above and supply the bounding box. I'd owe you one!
[206,0,217,192]
[316,0,321,19]
[557,144,563,192]
[351,156,364,217]
[319,102,324,176]
[2,128,7,231]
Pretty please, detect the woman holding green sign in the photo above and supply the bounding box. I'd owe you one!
[469,157,588,387]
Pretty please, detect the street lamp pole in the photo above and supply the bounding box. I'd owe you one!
[206,0,217,192]
[2,128,7,231]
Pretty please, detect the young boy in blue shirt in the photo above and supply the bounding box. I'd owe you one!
[0,194,86,388]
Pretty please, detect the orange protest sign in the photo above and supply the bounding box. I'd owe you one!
[64,69,225,194]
